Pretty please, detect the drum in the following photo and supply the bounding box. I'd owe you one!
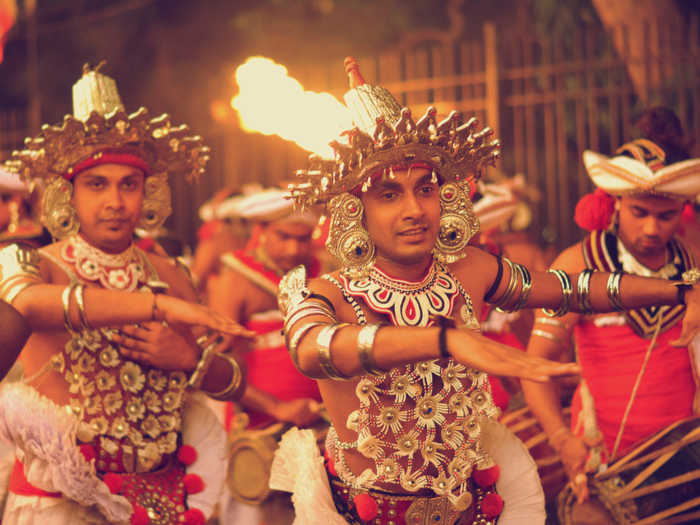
[226,414,329,506]
[558,415,700,525]
[501,404,571,501]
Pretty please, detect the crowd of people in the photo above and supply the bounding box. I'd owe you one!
[1,60,700,525]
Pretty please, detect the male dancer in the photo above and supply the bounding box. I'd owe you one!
[271,62,700,525]
[523,107,700,508]
[0,64,251,524]
[210,188,325,524]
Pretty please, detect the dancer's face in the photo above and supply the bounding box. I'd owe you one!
[617,194,684,259]
[361,167,440,266]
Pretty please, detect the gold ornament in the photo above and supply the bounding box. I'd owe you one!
[433,182,480,263]
[326,193,375,278]
[42,178,80,240]
[7,201,19,233]
[138,176,172,232]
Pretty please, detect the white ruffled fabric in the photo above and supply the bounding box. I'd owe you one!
[480,418,545,525]
[181,390,228,518]
[270,428,347,525]
[0,383,132,525]
[271,421,545,525]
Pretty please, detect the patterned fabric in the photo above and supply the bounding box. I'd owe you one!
[582,230,695,338]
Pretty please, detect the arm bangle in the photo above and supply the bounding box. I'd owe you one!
[497,263,532,313]
[543,269,573,317]
[289,321,327,379]
[62,283,80,334]
[606,271,625,312]
[530,329,566,346]
[358,323,386,376]
[188,335,222,389]
[438,325,450,358]
[202,353,243,401]
[317,323,353,380]
[492,258,519,309]
[576,269,596,316]
[534,317,571,331]
[75,284,94,332]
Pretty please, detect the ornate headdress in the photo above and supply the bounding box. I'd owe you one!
[575,139,700,232]
[4,62,209,239]
[289,57,501,276]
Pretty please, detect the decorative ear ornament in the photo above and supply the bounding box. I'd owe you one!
[138,176,172,232]
[42,177,80,240]
[433,181,480,263]
[326,193,375,279]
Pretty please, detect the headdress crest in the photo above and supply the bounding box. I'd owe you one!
[288,57,501,211]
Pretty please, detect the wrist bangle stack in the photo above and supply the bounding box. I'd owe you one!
[357,323,385,376]
[606,271,625,312]
[202,353,243,401]
[75,284,94,332]
[317,323,353,380]
[497,263,532,313]
[544,269,573,317]
[576,269,596,316]
[492,258,519,310]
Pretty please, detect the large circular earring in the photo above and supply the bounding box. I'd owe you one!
[433,182,479,264]
[138,177,172,232]
[42,177,80,240]
[326,193,375,279]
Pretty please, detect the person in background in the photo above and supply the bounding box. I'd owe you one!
[523,107,700,510]
[0,167,48,248]
[209,187,326,525]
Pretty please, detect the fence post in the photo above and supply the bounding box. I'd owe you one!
[483,21,502,177]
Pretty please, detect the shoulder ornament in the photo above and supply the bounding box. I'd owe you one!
[278,265,312,318]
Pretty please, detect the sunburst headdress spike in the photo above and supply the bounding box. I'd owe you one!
[288,57,501,210]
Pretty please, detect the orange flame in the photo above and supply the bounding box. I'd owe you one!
[231,57,352,158]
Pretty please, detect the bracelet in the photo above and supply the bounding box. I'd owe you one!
[497,263,532,313]
[576,269,596,316]
[534,317,571,331]
[289,322,327,378]
[62,282,80,334]
[75,284,94,332]
[543,269,573,317]
[202,353,243,401]
[530,329,566,346]
[317,323,353,380]
[188,335,222,389]
[678,285,687,306]
[438,325,450,358]
[549,427,573,453]
[492,258,519,309]
[357,323,386,376]
[606,271,625,312]
[152,293,159,322]
[284,305,337,334]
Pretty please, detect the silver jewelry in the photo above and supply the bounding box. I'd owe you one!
[317,323,352,380]
[576,269,596,316]
[606,271,625,313]
[543,269,573,317]
[357,323,385,377]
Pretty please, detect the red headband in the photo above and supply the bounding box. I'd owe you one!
[63,153,151,180]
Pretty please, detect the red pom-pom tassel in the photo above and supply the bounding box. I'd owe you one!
[183,473,205,494]
[574,189,616,232]
[130,505,151,525]
[473,464,500,487]
[353,493,378,521]
[481,493,504,517]
[177,445,198,466]
[79,444,95,463]
[324,450,338,477]
[103,473,124,494]
[184,508,206,525]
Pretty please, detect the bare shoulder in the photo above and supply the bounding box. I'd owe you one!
[549,242,587,272]
[143,252,198,302]
[307,269,345,304]
[35,240,68,282]
[448,246,499,294]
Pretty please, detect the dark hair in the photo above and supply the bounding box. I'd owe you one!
[635,107,691,165]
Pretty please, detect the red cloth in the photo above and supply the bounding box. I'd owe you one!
[571,321,695,457]
[63,153,151,179]
[9,459,61,498]
[241,317,322,429]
